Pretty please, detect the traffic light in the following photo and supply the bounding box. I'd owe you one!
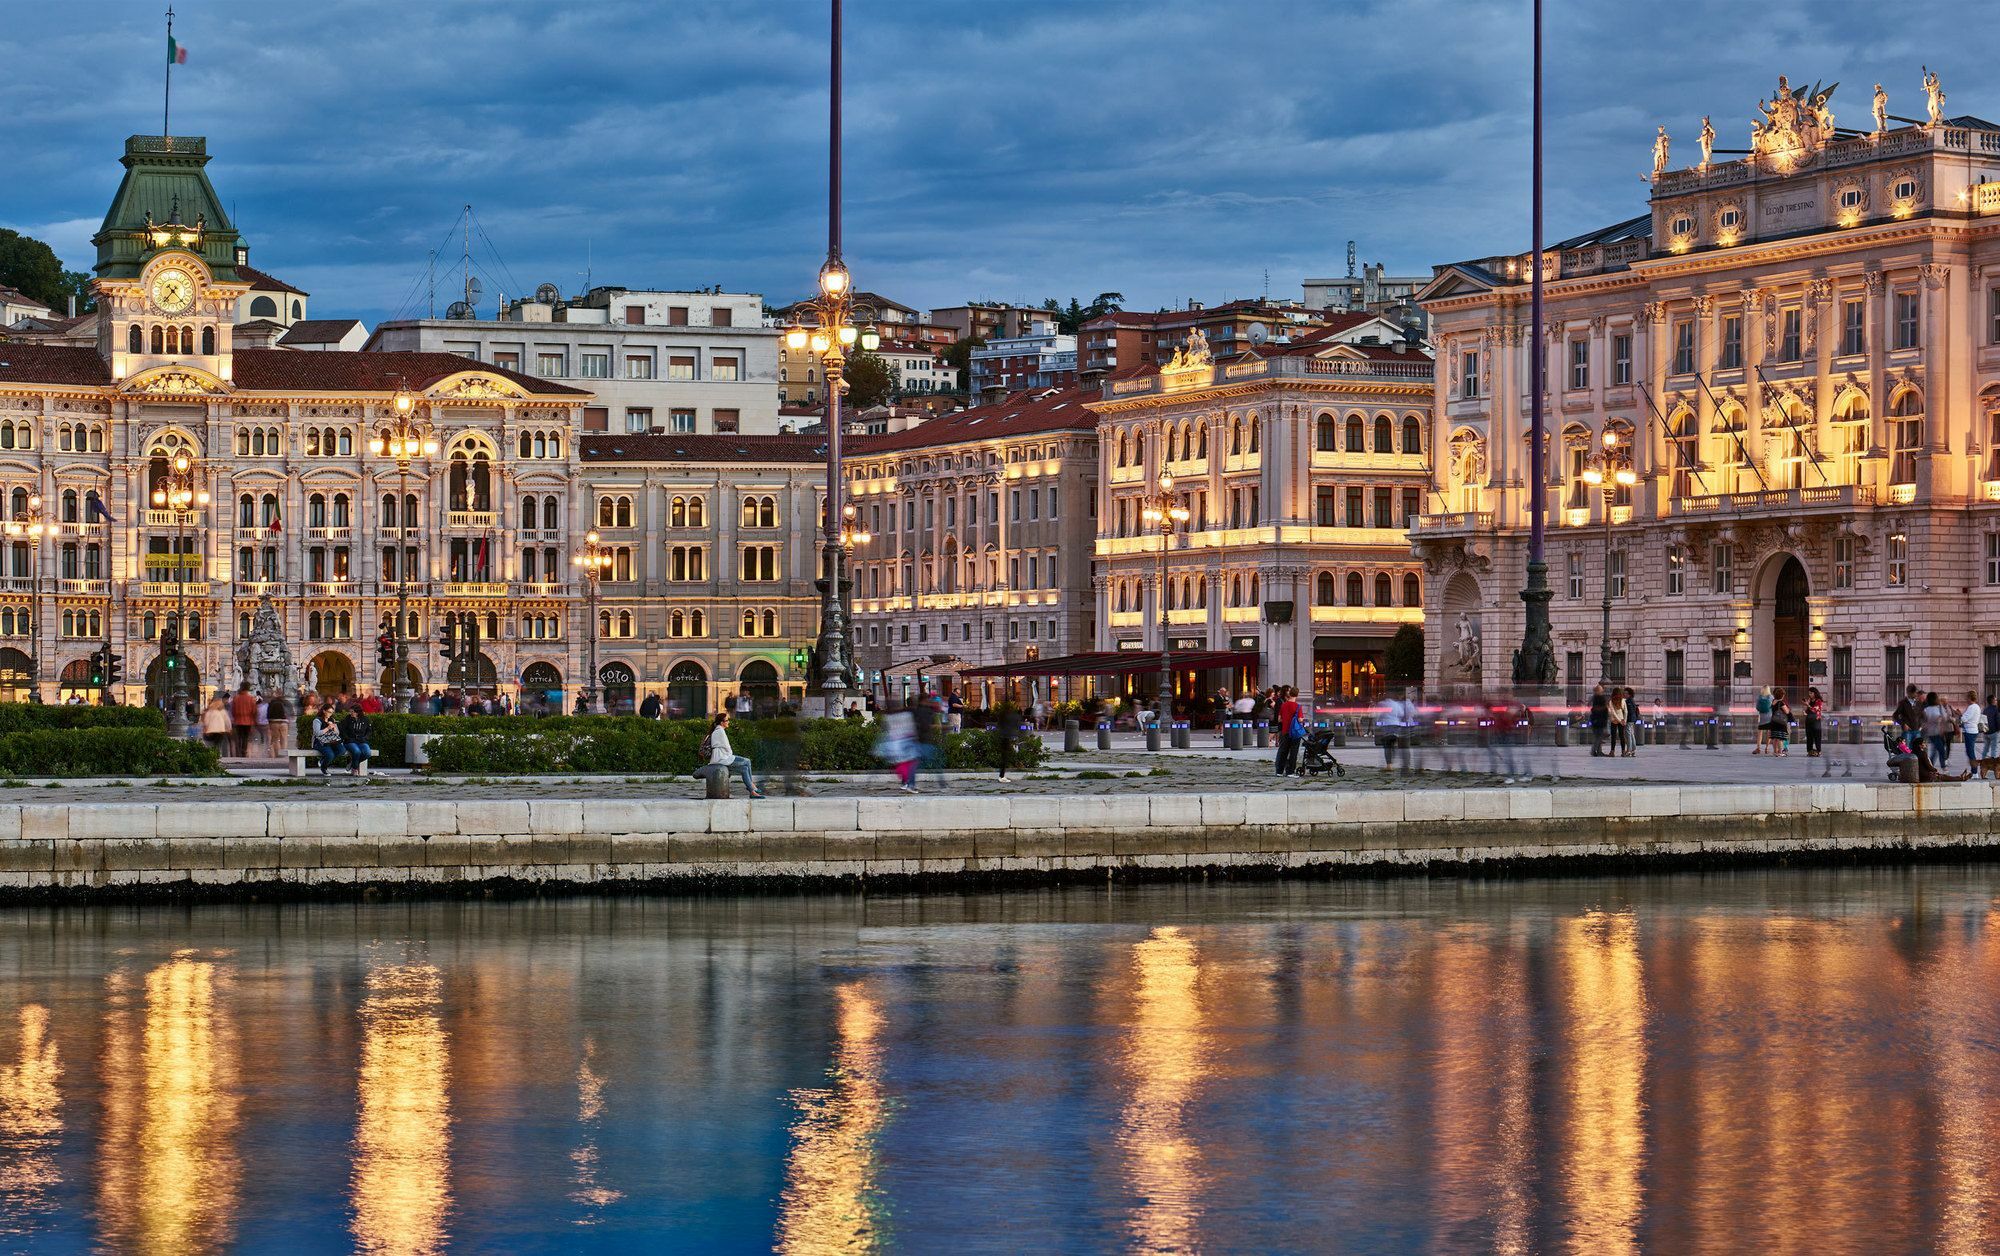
[377,631,396,667]
[104,651,123,688]
[790,647,810,671]
[438,621,458,662]
[88,647,105,687]
[160,624,180,657]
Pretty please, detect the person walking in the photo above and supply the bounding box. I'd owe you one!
[913,693,947,789]
[1769,687,1792,756]
[228,682,259,757]
[993,701,1020,781]
[200,695,231,755]
[1275,686,1304,777]
[1803,687,1825,758]
[705,709,766,797]
[1588,683,1611,757]
[876,702,919,792]
[1921,691,1953,771]
[1607,686,1630,758]
[1981,692,2000,778]
[1752,686,1773,754]
[264,689,291,758]
[1961,691,1983,771]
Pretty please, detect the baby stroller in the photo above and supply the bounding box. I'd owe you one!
[1298,726,1346,777]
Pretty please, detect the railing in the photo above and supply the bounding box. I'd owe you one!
[58,578,106,596]
[138,580,211,598]
[516,582,569,598]
[1411,511,1493,534]
[1104,352,1434,399]
[57,521,104,536]
[447,510,497,528]
[144,509,201,527]
[305,525,352,541]
[1297,356,1433,380]
[0,577,32,594]
[441,581,509,598]
[1676,483,1876,514]
[303,581,358,598]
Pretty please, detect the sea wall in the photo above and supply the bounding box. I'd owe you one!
[3,781,1999,900]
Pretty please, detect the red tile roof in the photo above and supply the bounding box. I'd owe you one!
[851,387,1095,455]
[235,263,308,297]
[0,285,52,311]
[0,345,586,396]
[582,433,828,464]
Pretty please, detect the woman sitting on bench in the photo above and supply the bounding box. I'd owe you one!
[704,710,765,797]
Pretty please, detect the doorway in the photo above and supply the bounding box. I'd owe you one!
[1772,556,1809,694]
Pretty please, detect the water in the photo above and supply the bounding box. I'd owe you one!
[2,867,1998,1254]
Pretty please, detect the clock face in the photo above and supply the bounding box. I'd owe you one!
[150,267,195,315]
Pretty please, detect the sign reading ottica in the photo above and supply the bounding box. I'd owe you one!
[1758,190,1821,235]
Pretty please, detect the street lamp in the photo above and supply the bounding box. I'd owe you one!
[1140,471,1190,742]
[571,529,612,713]
[3,496,47,702]
[1579,431,1638,684]
[150,452,209,738]
[781,0,883,715]
[368,385,439,712]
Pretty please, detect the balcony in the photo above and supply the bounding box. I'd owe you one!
[306,525,352,541]
[447,510,497,529]
[302,581,359,598]
[1411,511,1493,536]
[1106,353,1434,399]
[139,580,211,598]
[441,581,509,598]
[1673,483,1876,516]
[516,581,569,598]
[58,578,107,596]
[145,509,202,528]
[0,576,33,594]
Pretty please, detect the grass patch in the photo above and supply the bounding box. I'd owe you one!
[1148,767,1172,776]
[1074,770,1116,780]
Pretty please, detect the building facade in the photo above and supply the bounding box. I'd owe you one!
[370,285,780,435]
[928,303,1050,343]
[844,388,1099,699]
[1078,301,1342,389]
[1088,335,1433,703]
[968,324,1077,403]
[1414,75,2000,711]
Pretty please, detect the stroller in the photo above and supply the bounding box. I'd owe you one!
[1297,726,1346,777]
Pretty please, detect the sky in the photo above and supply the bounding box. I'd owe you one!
[2,0,1992,327]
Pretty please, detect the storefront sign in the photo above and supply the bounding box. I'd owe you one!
[1170,637,1207,652]
[1231,635,1260,652]
[1115,638,1145,652]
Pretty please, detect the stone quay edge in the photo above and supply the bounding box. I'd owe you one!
[1,782,1997,902]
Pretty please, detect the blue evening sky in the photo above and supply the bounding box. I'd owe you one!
[0,1,1989,325]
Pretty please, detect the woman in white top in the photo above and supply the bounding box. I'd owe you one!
[706,710,765,797]
[1961,691,1984,770]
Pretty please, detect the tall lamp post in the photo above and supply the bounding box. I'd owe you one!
[3,495,47,702]
[1140,471,1190,739]
[1579,431,1637,684]
[151,452,209,738]
[834,501,872,694]
[368,385,438,712]
[1513,0,1558,692]
[572,529,611,713]
[782,0,882,716]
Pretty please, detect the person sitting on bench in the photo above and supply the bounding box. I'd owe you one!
[704,709,764,797]
[339,705,374,776]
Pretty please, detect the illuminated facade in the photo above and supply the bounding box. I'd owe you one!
[1415,75,2000,709]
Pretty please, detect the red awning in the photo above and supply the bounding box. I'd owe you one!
[959,650,1257,679]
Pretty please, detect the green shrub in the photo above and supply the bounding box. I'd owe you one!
[0,705,164,733]
[0,727,219,777]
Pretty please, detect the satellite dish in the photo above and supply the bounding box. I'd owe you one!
[1247,322,1270,346]
[465,277,484,300]
[446,301,474,320]
[535,282,561,304]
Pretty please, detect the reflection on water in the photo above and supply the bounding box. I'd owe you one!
[775,981,887,1254]
[3,869,2000,1249]
[97,951,239,1254]
[1118,926,1208,1254]
[0,1003,62,1235]
[351,959,452,1256]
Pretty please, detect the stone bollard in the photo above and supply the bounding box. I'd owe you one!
[1146,724,1162,752]
[704,769,731,800]
[1224,721,1243,750]
[1849,716,1862,745]
[1332,719,1346,748]
[1254,720,1270,748]
[1097,721,1113,751]
[1063,718,1082,753]
[1172,721,1192,750]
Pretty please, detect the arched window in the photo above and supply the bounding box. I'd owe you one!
[405,494,419,528]
[1164,426,1178,462]
[1117,430,1129,466]
[1229,419,1241,455]
[201,326,215,355]
[239,494,256,528]
[1401,415,1423,454]
[307,493,327,528]
[150,325,164,354]
[338,430,352,455]
[617,611,632,637]
[236,429,249,456]
[448,444,492,511]
[1247,418,1259,454]
[1403,573,1421,606]
[1316,572,1336,605]
[1375,572,1393,606]
[332,493,351,527]
[1248,573,1259,605]
[762,609,776,636]
[687,496,704,527]
[1196,424,1208,459]
[1346,572,1364,606]
[521,495,539,529]
[1316,413,1336,452]
[1889,388,1924,485]
[1345,415,1365,452]
[60,490,78,522]
[1373,415,1394,453]
[672,610,687,637]
[261,493,279,526]
[88,427,103,452]
[305,429,321,456]
[741,609,756,636]
[670,496,687,527]
[250,295,277,318]
[128,326,142,354]
[518,433,533,458]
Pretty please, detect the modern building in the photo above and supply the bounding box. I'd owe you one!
[875,334,959,396]
[579,432,829,714]
[844,387,1099,703]
[968,323,1076,403]
[1412,73,2000,711]
[369,285,781,435]
[1087,330,1434,704]
[1302,261,1429,328]
[928,303,1050,343]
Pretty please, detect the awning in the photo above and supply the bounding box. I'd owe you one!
[960,649,1258,679]
[882,655,970,679]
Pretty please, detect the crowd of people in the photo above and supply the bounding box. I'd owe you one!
[1887,685,1998,781]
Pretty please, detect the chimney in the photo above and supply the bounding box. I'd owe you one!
[1392,339,1407,354]
[67,295,77,317]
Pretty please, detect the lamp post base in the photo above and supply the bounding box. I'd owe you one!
[1513,558,1559,694]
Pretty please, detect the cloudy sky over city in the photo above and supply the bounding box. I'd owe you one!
[2,1,1993,324]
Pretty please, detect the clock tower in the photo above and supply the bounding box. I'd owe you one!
[90,135,250,386]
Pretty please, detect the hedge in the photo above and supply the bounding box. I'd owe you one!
[0,727,220,778]
[0,705,165,733]
[418,715,1044,776]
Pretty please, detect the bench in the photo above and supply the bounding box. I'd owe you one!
[286,748,370,778]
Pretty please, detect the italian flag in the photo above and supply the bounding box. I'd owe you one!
[169,36,188,64]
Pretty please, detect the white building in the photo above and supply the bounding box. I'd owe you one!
[0,285,53,330]
[369,285,782,435]
[969,323,1077,404]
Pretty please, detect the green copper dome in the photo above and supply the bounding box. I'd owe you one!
[92,135,242,281]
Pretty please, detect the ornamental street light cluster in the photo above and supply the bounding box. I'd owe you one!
[368,385,439,712]
[3,495,48,700]
[1579,430,1638,685]
[572,529,613,713]
[150,451,208,737]
[1141,471,1190,741]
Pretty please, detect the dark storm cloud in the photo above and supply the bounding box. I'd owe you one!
[1,0,1991,323]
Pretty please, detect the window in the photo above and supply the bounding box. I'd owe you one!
[1887,532,1907,586]
[1717,315,1742,370]
[1989,533,2000,587]
[1894,291,1920,349]
[625,354,655,379]
[1372,486,1393,528]
[1711,542,1733,594]
[1373,573,1392,606]
[579,352,610,378]
[1344,487,1364,528]
[625,408,653,433]
[1373,415,1394,453]
[1569,339,1589,390]
[669,409,696,434]
[1565,651,1585,706]
[1608,550,1628,598]
[1460,352,1479,399]
[1665,649,1685,705]
[1611,333,1632,385]
[1672,320,1695,374]
[668,355,697,381]
[1048,487,1059,518]
[536,352,566,378]
[1567,552,1584,599]
[740,545,777,581]
[1778,308,1802,361]
[1836,535,1855,589]
[583,407,608,432]
[1606,651,1626,686]
[1402,488,1421,527]
[1890,391,1923,484]
[1884,645,1906,708]
[1315,414,1337,451]
[624,305,645,325]
[713,408,740,433]
[1315,486,1337,527]
[1344,416,1364,453]
[712,357,740,382]
[668,306,689,326]
[1841,298,1866,355]
[1711,648,1732,702]
[1666,547,1685,596]
[1344,572,1364,607]
[741,495,777,528]
[1832,645,1852,710]
[712,307,734,328]
[669,545,706,581]
[1403,573,1420,606]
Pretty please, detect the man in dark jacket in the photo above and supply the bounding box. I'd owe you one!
[1588,684,1611,756]
[339,708,373,775]
[639,692,663,720]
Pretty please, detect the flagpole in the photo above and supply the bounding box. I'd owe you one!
[163,6,174,139]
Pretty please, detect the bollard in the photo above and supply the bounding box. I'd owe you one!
[1849,716,1861,745]
[1255,719,1270,749]
[1706,716,1719,749]
[1332,719,1346,748]
[1063,718,1082,753]
[1173,720,1192,750]
[1146,724,1162,752]
[704,769,731,800]
[1721,717,1735,745]
[1678,714,1690,748]
[1097,721,1112,751]
[1224,720,1243,750]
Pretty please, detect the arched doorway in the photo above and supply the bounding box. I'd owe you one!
[0,647,32,703]
[144,652,202,714]
[58,657,95,705]
[667,661,708,719]
[1754,553,1811,692]
[377,662,423,697]
[598,662,636,714]
[738,659,780,714]
[521,662,563,714]
[307,650,356,702]
[449,651,498,695]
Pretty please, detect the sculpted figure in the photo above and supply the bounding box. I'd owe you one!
[1923,67,1945,127]
[1699,115,1715,167]
[1652,125,1671,178]
[1873,83,1888,134]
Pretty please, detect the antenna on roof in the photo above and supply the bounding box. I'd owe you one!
[1262,269,1270,300]
[1347,240,1357,278]
[579,237,592,296]
[462,205,476,314]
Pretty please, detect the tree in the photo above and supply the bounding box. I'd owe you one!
[842,350,897,409]
[55,271,94,315]
[1384,625,1425,688]
[0,229,70,311]
[1050,291,1130,334]
[942,335,983,380]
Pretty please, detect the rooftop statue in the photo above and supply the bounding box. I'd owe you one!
[1922,67,1945,127]
[1751,76,1837,166]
